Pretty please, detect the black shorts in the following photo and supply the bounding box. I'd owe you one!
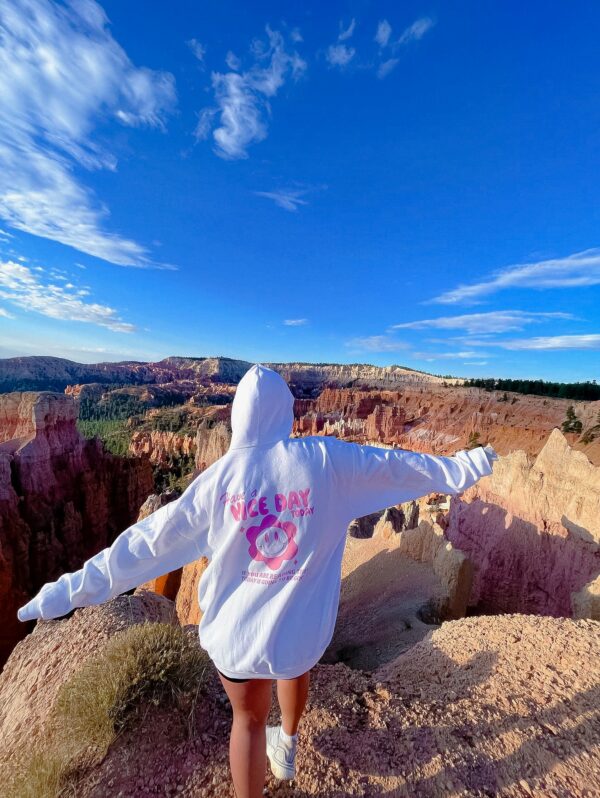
[217,669,249,683]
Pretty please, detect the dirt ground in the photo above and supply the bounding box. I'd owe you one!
[73,613,600,798]
[322,535,443,670]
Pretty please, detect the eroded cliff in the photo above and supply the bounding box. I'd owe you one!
[445,429,600,617]
[0,392,153,666]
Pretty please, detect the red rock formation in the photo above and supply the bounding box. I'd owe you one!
[175,556,210,626]
[444,429,600,617]
[0,392,153,667]
[194,419,231,472]
[0,590,177,772]
[136,492,184,601]
[128,429,196,466]
[293,386,600,463]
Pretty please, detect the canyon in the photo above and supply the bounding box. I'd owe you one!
[0,356,599,795]
[0,392,153,667]
[0,355,459,393]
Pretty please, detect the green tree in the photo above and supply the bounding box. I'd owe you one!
[561,405,583,434]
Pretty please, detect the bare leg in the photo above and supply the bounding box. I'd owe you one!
[276,670,311,735]
[218,674,273,798]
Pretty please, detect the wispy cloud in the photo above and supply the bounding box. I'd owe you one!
[413,350,489,361]
[499,334,600,351]
[187,38,206,64]
[0,307,15,318]
[326,18,357,68]
[377,59,400,79]
[375,16,434,79]
[464,361,488,366]
[346,335,410,352]
[398,18,434,45]
[431,248,600,304]
[389,310,575,334]
[196,27,306,159]
[254,184,325,211]
[326,44,356,68]
[375,20,392,48]
[0,260,135,332]
[254,189,310,212]
[338,19,356,42]
[284,318,308,326]
[0,0,176,267]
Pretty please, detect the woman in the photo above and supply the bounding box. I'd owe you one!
[18,363,498,798]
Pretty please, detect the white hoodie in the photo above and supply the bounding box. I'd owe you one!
[17,364,497,679]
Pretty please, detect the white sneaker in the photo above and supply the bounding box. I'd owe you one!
[266,724,296,780]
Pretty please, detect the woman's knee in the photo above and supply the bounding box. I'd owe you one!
[223,678,272,726]
[232,709,270,729]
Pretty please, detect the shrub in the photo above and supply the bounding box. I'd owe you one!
[467,431,481,449]
[8,622,210,798]
[55,621,209,745]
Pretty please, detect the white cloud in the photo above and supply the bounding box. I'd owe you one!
[377,58,399,79]
[194,107,218,140]
[0,0,176,266]
[284,318,308,326]
[345,335,410,352]
[389,310,575,334]
[326,17,358,69]
[0,306,15,318]
[0,259,135,332]
[187,38,206,63]
[338,19,356,41]
[499,334,600,351]
[413,350,488,360]
[197,27,306,160]
[398,17,434,45]
[254,189,310,212]
[464,361,488,366]
[326,44,356,68]
[375,20,392,47]
[225,50,242,71]
[431,248,600,304]
[290,28,303,43]
[376,16,435,79]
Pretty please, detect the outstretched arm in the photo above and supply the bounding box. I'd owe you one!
[17,476,212,622]
[329,438,498,520]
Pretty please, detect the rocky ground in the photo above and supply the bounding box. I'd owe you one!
[1,594,598,798]
[321,533,443,670]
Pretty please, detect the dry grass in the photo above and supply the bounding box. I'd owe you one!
[8,621,210,798]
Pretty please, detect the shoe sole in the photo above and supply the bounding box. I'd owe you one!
[267,753,295,781]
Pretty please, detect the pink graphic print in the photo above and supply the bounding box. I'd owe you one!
[246,514,298,571]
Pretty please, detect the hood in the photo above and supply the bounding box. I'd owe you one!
[229,363,294,449]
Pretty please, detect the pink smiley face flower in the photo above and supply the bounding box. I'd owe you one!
[246,514,298,571]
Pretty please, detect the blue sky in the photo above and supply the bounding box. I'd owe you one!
[0,0,599,381]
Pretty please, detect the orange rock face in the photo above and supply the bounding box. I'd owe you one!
[445,429,600,617]
[176,556,210,626]
[293,385,600,463]
[0,392,153,667]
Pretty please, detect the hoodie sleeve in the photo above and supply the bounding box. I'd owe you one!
[328,438,497,520]
[16,475,212,623]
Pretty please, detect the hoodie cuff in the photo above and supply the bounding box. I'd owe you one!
[17,600,40,622]
[468,445,494,478]
[17,583,66,622]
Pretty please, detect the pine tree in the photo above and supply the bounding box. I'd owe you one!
[562,405,583,433]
